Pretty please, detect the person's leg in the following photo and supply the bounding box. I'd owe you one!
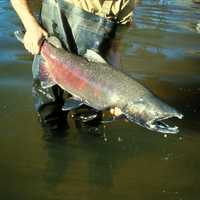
[32,55,69,134]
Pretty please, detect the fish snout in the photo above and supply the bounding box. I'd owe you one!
[146,110,183,134]
[144,97,184,134]
[123,99,183,134]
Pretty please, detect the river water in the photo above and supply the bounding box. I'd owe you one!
[0,0,200,199]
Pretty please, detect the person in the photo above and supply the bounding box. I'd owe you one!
[11,0,135,133]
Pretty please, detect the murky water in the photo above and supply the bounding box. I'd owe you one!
[0,0,200,199]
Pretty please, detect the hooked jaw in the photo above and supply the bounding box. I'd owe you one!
[123,97,184,134]
[125,107,183,134]
[145,113,183,134]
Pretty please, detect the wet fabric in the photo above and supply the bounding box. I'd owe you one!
[41,0,118,56]
[32,0,119,129]
[64,0,135,24]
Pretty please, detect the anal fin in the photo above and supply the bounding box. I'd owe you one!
[62,98,83,111]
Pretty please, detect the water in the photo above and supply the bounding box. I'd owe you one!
[0,0,200,199]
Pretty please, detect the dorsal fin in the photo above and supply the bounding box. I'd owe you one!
[47,36,63,49]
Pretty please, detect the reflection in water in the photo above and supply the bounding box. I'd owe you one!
[41,120,154,199]
[0,0,200,199]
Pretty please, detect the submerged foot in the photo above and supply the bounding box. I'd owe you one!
[38,103,69,136]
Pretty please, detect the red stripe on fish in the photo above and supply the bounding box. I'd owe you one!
[41,42,90,93]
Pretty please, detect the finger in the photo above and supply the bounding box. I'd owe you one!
[38,36,45,49]
[27,43,35,54]
[42,30,48,38]
[110,108,114,115]
[24,42,31,54]
[24,42,37,55]
[111,107,122,116]
[34,45,40,54]
[31,43,39,55]
[115,107,122,116]
[24,36,32,53]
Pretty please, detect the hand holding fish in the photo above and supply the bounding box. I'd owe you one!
[110,107,122,116]
[11,0,48,55]
[14,31,183,134]
[23,24,48,55]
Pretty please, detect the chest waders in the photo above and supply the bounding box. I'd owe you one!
[32,0,117,131]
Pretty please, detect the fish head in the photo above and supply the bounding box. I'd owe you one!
[123,95,183,134]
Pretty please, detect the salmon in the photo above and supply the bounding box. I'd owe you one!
[15,31,183,134]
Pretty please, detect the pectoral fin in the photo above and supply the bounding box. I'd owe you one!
[39,59,56,89]
[84,49,107,64]
[33,57,56,89]
[62,98,83,111]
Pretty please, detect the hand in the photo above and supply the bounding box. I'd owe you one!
[23,24,48,55]
[110,107,122,116]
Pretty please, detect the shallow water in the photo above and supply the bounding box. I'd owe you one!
[0,0,200,199]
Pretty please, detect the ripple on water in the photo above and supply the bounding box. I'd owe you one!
[1,1,200,200]
[134,1,200,33]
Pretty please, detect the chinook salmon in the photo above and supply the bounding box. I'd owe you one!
[15,31,183,134]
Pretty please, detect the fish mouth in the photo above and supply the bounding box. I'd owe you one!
[146,113,183,134]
